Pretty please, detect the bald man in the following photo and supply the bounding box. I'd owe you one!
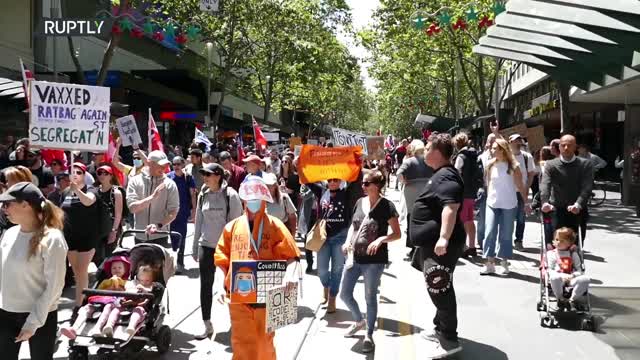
[540,135,594,247]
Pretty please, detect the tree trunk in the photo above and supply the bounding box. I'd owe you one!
[66,37,86,84]
[96,0,128,86]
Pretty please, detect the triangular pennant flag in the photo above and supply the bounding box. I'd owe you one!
[252,117,267,152]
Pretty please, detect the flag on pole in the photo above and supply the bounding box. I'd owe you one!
[148,108,164,152]
[252,117,267,152]
[237,130,245,164]
[19,58,34,108]
[104,133,126,186]
[194,127,213,152]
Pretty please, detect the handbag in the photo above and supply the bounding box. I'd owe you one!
[305,190,327,252]
[305,218,327,251]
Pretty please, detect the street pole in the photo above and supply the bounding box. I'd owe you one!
[264,75,271,124]
[206,42,213,140]
[51,0,59,82]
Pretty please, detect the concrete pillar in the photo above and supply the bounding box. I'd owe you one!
[559,83,572,134]
[623,105,640,207]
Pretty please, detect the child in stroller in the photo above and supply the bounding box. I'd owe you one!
[100,264,164,338]
[547,227,590,310]
[61,255,131,339]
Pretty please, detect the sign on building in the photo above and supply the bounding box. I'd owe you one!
[29,80,110,152]
[115,115,142,147]
[266,283,298,333]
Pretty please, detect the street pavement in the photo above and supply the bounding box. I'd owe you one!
[18,184,640,360]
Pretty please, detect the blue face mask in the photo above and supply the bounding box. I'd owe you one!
[133,159,143,168]
[237,279,253,292]
[246,199,262,213]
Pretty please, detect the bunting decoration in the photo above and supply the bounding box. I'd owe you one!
[411,1,504,37]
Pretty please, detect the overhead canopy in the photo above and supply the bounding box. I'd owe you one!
[472,0,640,90]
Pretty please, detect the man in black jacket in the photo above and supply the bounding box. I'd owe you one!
[540,134,593,245]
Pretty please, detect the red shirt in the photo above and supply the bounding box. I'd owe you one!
[227,164,247,192]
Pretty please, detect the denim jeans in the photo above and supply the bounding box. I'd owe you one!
[483,206,517,259]
[317,228,348,297]
[476,190,487,249]
[340,263,385,336]
[515,193,526,242]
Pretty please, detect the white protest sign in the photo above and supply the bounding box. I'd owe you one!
[331,127,368,155]
[199,0,220,12]
[29,80,110,152]
[263,132,280,142]
[115,115,142,147]
[294,145,302,157]
[266,283,298,333]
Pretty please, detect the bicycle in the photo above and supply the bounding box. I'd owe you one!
[588,181,607,207]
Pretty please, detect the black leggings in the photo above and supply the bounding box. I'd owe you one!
[0,309,58,360]
[199,246,216,321]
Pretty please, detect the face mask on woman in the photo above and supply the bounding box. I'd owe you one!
[246,199,262,213]
[133,159,143,168]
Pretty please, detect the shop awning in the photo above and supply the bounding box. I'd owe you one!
[472,0,640,90]
[0,78,24,100]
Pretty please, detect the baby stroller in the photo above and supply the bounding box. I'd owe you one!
[68,230,179,360]
[535,213,597,331]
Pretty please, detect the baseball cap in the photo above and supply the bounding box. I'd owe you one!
[509,134,523,142]
[262,172,278,185]
[148,150,170,166]
[0,182,46,206]
[199,163,225,176]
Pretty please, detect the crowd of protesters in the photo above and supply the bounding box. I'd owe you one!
[0,123,627,359]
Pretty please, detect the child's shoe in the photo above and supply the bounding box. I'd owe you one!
[102,325,114,337]
[60,327,77,340]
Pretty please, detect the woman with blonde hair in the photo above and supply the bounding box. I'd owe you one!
[3,165,34,187]
[0,182,68,359]
[481,138,529,275]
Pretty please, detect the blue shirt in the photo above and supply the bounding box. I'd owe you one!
[168,171,196,219]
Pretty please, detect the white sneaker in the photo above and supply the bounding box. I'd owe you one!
[480,263,495,275]
[344,320,366,337]
[499,260,510,275]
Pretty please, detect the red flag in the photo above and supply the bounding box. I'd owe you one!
[237,132,245,164]
[252,117,267,151]
[148,109,164,152]
[19,58,34,108]
[104,133,125,186]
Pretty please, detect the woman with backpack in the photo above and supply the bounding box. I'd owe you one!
[191,162,243,340]
[94,165,124,267]
[61,162,100,308]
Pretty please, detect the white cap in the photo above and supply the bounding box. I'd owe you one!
[239,175,273,203]
[148,150,170,166]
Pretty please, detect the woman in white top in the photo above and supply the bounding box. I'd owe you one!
[0,182,68,360]
[481,139,529,275]
[263,173,297,235]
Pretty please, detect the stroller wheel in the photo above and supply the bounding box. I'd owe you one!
[155,325,172,354]
[580,317,597,332]
[540,316,555,328]
[69,346,89,360]
[536,301,547,312]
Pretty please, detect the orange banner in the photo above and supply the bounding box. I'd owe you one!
[298,145,362,183]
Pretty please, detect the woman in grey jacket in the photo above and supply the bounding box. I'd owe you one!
[191,163,242,340]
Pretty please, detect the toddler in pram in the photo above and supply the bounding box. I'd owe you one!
[546,227,590,310]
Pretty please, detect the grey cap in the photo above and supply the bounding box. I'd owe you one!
[148,150,170,166]
[0,182,46,206]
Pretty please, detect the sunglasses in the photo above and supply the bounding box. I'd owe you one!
[51,162,61,167]
[362,181,373,187]
[97,171,111,176]
[73,170,84,175]
[328,179,341,183]
[203,171,223,177]
[172,163,184,166]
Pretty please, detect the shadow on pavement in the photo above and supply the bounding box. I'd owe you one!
[214,330,233,353]
[377,317,423,337]
[458,338,509,360]
[590,287,640,360]
[587,206,640,236]
[346,335,375,359]
[506,271,539,284]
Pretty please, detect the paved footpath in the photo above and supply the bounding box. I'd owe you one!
[19,186,640,360]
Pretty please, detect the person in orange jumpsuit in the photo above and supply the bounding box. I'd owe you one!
[214,175,300,360]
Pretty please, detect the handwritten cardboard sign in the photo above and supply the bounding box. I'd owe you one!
[331,127,367,155]
[297,145,362,183]
[266,283,298,333]
[115,115,142,147]
[366,136,385,160]
[29,80,110,152]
